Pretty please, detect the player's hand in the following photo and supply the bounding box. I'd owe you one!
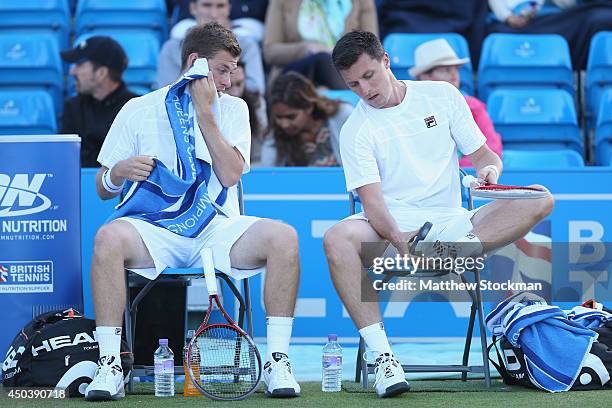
[190,73,217,113]
[113,156,156,182]
[477,165,499,185]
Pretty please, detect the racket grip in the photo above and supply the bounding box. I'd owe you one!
[201,247,218,296]
[462,174,478,188]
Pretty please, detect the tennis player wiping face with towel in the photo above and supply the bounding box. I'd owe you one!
[323,30,554,398]
[87,23,301,401]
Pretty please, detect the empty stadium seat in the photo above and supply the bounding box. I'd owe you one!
[0,1,70,49]
[0,33,63,115]
[487,88,583,154]
[383,33,474,95]
[72,31,160,94]
[0,90,57,135]
[75,0,168,43]
[586,31,612,127]
[595,89,612,166]
[478,34,574,101]
[322,89,360,106]
[503,149,584,169]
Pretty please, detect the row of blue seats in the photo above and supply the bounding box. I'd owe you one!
[0,0,168,49]
[323,88,612,166]
[384,31,612,126]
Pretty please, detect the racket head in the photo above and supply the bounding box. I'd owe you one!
[471,184,549,199]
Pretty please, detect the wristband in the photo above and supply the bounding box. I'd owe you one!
[102,168,124,193]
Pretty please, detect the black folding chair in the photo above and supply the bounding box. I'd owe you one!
[123,181,254,391]
[352,170,492,389]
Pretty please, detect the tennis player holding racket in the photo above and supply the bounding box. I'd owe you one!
[323,31,554,398]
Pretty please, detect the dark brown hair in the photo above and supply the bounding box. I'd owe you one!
[181,22,241,71]
[332,30,384,71]
[269,71,340,166]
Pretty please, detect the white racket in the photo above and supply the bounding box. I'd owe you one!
[462,175,549,199]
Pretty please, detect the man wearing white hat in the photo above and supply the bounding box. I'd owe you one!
[411,38,502,168]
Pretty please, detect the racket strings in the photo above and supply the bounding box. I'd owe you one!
[475,184,543,191]
[190,325,260,399]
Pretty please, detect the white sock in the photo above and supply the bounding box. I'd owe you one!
[456,232,484,257]
[359,322,392,356]
[266,316,293,362]
[96,326,122,363]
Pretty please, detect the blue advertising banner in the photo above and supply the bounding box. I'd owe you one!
[0,135,82,355]
[80,168,612,343]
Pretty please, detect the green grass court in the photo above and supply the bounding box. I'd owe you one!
[2,381,610,408]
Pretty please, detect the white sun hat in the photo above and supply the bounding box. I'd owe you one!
[409,38,470,77]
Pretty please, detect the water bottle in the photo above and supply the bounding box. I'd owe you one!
[154,339,175,397]
[183,330,200,397]
[322,334,342,392]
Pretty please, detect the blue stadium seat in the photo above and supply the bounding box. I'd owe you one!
[0,1,70,49]
[487,88,583,154]
[502,149,584,169]
[73,31,160,94]
[595,88,612,166]
[586,31,612,127]
[383,33,474,95]
[478,34,574,101]
[0,90,57,135]
[0,33,63,116]
[75,0,168,43]
[322,89,360,106]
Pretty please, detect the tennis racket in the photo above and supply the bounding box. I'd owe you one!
[186,248,262,401]
[462,175,549,199]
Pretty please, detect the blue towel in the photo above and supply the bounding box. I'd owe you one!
[487,292,598,392]
[107,59,227,238]
[566,306,612,329]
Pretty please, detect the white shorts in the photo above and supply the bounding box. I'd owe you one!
[343,204,490,241]
[117,215,264,280]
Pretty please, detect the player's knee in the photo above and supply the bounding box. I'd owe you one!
[323,224,349,259]
[267,220,299,252]
[539,193,555,218]
[93,223,127,258]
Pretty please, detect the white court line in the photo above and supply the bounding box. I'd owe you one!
[245,193,612,201]
[253,337,485,344]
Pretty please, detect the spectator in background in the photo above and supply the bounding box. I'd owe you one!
[263,0,378,90]
[378,0,488,67]
[230,0,269,43]
[157,0,265,96]
[226,61,268,164]
[411,39,502,168]
[488,0,612,70]
[262,72,353,166]
[60,36,137,168]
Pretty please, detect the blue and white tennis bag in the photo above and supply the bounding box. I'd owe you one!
[1,309,132,397]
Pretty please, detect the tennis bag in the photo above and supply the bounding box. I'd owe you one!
[1,308,133,397]
[489,321,612,391]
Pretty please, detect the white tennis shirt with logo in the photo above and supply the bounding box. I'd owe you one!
[340,80,487,238]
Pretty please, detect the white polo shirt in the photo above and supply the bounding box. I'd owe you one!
[98,86,251,217]
[340,80,486,216]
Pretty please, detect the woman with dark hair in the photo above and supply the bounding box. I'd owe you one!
[263,71,353,166]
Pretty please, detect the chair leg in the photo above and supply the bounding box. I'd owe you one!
[124,273,134,393]
[355,336,364,383]
[461,301,478,382]
[474,269,491,388]
[243,278,254,338]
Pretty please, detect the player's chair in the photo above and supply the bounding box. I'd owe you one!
[502,149,584,169]
[383,33,474,96]
[352,169,492,389]
[123,180,255,390]
[478,33,574,102]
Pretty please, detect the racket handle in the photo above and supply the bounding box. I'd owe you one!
[462,174,479,188]
[201,247,218,296]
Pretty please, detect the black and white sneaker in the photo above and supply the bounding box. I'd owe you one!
[373,353,410,398]
[263,352,301,398]
[85,356,125,401]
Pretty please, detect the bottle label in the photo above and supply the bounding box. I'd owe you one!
[323,356,342,369]
[154,359,174,375]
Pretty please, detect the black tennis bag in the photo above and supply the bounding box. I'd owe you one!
[2,309,132,397]
[489,321,612,391]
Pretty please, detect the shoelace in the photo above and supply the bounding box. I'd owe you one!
[373,354,400,383]
[269,356,293,381]
[91,356,122,385]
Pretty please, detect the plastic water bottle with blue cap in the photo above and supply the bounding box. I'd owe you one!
[154,339,175,397]
[322,334,342,392]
